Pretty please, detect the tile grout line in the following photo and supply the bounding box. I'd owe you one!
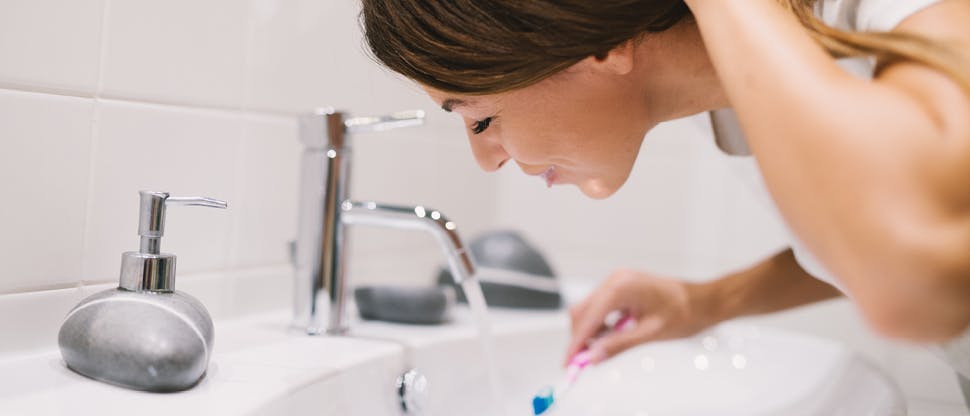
[241,0,256,114]
[78,0,114,289]
[94,0,111,99]
[0,263,293,297]
[0,83,302,121]
[219,0,262,304]
[0,92,302,127]
[0,82,94,99]
[226,125,249,271]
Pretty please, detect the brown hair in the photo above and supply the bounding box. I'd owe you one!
[361,0,969,96]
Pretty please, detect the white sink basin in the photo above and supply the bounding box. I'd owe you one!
[0,307,904,416]
[259,308,905,416]
[554,325,903,416]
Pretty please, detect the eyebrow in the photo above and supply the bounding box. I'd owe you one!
[441,98,467,112]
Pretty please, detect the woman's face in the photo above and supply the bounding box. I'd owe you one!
[423,57,658,199]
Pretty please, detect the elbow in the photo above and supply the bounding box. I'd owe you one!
[851,219,970,342]
[902,215,970,304]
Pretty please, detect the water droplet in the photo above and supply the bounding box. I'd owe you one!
[694,354,709,371]
[702,336,718,351]
[732,354,747,370]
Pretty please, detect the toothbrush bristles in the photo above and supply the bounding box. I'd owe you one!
[532,386,555,415]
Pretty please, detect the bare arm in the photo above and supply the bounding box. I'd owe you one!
[684,0,970,340]
[566,249,841,363]
[693,249,842,324]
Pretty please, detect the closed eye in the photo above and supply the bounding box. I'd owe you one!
[471,117,493,135]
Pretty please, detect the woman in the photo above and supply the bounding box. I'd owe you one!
[360,0,970,372]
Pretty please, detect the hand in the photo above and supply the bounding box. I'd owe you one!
[564,269,714,366]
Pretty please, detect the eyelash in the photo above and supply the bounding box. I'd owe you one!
[471,117,493,135]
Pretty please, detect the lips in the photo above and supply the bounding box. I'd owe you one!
[538,166,557,188]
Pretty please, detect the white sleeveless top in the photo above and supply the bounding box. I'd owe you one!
[709,0,970,377]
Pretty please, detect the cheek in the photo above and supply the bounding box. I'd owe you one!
[496,120,562,163]
[498,83,646,169]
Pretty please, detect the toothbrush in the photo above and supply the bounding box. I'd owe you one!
[532,314,636,415]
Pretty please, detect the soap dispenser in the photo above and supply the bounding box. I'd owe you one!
[58,191,227,392]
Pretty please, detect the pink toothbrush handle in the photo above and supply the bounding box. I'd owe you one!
[564,314,636,383]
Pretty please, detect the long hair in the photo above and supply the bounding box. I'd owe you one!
[361,0,969,95]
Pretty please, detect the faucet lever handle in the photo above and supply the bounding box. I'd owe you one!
[166,196,229,209]
[344,110,425,134]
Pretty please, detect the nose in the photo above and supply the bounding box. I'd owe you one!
[467,134,509,172]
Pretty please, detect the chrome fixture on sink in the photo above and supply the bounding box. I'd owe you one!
[397,368,430,415]
[293,108,476,335]
[59,191,227,392]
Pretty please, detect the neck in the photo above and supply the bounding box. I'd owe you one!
[635,17,728,122]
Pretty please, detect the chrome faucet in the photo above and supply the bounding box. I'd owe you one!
[293,108,477,335]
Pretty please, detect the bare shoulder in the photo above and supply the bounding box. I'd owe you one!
[875,0,970,142]
[893,0,970,41]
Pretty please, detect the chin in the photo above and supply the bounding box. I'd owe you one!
[577,180,621,200]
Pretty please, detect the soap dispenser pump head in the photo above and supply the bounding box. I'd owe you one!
[119,191,227,293]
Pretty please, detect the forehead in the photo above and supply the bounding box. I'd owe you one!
[422,85,506,113]
[422,86,471,111]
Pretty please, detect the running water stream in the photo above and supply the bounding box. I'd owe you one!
[461,278,510,416]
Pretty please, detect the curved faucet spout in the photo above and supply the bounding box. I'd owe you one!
[293,109,468,336]
[342,201,476,284]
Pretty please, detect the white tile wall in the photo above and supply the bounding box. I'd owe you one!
[0,0,490,356]
[247,0,362,113]
[0,89,93,292]
[224,266,292,317]
[100,0,249,108]
[230,114,300,268]
[0,0,104,94]
[83,100,242,282]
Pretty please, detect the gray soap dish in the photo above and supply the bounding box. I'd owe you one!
[354,285,453,325]
[58,191,227,392]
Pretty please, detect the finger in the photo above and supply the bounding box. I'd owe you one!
[563,304,585,367]
[563,285,620,364]
[568,297,590,335]
[563,286,602,366]
[588,315,664,364]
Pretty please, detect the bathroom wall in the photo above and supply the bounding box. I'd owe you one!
[0,0,496,356]
[0,0,966,413]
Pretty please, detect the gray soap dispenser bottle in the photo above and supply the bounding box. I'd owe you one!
[58,191,228,392]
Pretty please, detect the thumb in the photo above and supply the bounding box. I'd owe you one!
[588,315,664,364]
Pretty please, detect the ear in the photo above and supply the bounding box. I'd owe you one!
[582,39,637,75]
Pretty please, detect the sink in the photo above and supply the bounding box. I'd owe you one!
[0,307,903,416]
[553,325,904,416]
[258,308,905,416]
